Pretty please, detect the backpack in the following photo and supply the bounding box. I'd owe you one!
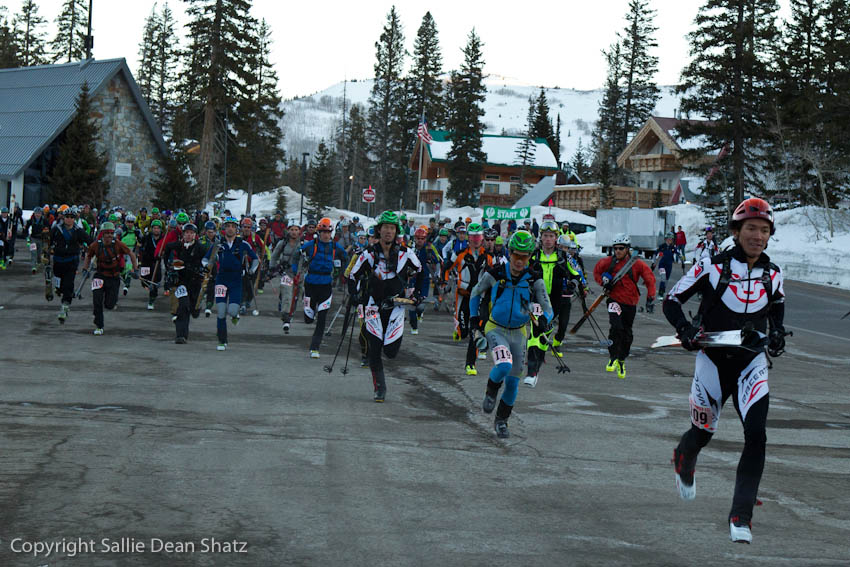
[698,252,776,319]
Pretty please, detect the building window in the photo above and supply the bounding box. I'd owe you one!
[485,174,500,181]
[510,176,520,182]
[483,183,499,194]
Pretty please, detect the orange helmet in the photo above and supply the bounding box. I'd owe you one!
[240,217,254,229]
[316,217,333,232]
[58,204,70,213]
[414,227,428,238]
[465,216,472,224]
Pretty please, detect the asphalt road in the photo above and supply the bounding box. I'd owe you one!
[0,245,848,566]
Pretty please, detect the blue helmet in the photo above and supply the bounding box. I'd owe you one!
[204,220,216,230]
[223,216,239,226]
[367,227,376,237]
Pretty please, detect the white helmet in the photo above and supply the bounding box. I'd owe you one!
[557,235,571,247]
[612,233,631,246]
[126,214,136,222]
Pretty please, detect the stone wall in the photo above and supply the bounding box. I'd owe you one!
[89,72,165,210]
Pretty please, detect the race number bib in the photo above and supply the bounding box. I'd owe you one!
[214,284,227,298]
[29,242,37,251]
[175,285,188,298]
[365,306,379,320]
[140,267,151,277]
[492,345,513,365]
[52,276,61,288]
[280,275,293,286]
[531,303,543,317]
[303,297,311,310]
[608,302,622,315]
[91,278,104,291]
[333,259,342,268]
[357,304,364,319]
[659,268,667,278]
[689,398,715,432]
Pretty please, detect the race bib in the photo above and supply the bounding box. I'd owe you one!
[214,284,227,298]
[608,302,622,315]
[659,268,667,278]
[29,242,37,251]
[280,275,293,286]
[91,278,104,290]
[303,297,311,310]
[52,276,61,288]
[492,345,513,365]
[531,303,543,317]
[175,285,188,298]
[689,398,715,431]
[140,266,151,277]
[357,304,364,319]
[333,259,342,267]
[365,306,379,320]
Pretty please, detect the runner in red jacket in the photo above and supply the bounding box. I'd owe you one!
[593,233,655,379]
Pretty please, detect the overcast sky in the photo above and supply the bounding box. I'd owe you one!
[5,0,791,99]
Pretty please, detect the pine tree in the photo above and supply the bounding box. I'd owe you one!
[136,6,159,102]
[49,82,109,205]
[592,42,624,190]
[570,139,592,182]
[366,6,407,210]
[50,0,88,63]
[307,141,336,217]
[0,7,21,68]
[15,0,49,66]
[618,0,660,150]
[530,88,557,162]
[336,103,371,212]
[514,97,537,197]
[446,28,487,207]
[554,114,563,167]
[677,0,781,211]
[231,18,285,201]
[150,2,180,134]
[179,0,256,202]
[151,147,202,211]
[409,11,445,129]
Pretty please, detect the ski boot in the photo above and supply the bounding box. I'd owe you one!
[605,358,617,372]
[494,400,513,439]
[93,328,104,335]
[360,356,369,368]
[217,343,227,351]
[175,337,187,344]
[57,304,69,324]
[729,517,752,544]
[283,322,290,334]
[310,350,320,359]
[411,328,419,335]
[523,374,538,388]
[672,448,696,501]
[616,359,626,379]
[482,379,501,414]
[147,302,155,311]
[252,308,259,316]
[465,365,477,376]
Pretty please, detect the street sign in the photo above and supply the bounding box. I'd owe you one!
[362,186,376,203]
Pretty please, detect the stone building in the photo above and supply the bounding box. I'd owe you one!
[0,58,168,210]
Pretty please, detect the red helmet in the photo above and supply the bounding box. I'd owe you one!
[316,217,333,232]
[414,227,428,238]
[240,217,254,228]
[730,197,775,235]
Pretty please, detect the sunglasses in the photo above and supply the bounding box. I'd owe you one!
[612,246,627,251]
[485,238,495,241]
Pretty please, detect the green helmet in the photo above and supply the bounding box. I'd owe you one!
[108,213,118,222]
[467,222,483,235]
[494,236,504,245]
[100,221,116,232]
[375,210,400,232]
[176,212,190,223]
[438,228,449,236]
[539,220,559,234]
[508,230,535,254]
[151,207,160,214]
[150,219,163,229]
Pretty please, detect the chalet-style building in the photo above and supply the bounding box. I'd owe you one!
[409,130,559,213]
[0,58,168,210]
[616,115,721,204]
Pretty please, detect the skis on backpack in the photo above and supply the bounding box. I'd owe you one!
[570,252,640,334]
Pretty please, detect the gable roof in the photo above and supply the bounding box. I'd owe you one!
[418,129,559,170]
[616,116,720,168]
[0,58,168,181]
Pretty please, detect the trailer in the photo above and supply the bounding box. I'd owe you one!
[595,208,676,257]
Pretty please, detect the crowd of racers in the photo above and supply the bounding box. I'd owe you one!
[1,198,786,544]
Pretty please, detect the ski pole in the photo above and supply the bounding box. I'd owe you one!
[325,295,347,336]
[324,296,355,374]
[340,303,358,375]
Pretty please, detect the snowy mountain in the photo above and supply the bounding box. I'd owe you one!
[279,78,684,167]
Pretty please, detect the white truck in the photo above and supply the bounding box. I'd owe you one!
[595,208,676,257]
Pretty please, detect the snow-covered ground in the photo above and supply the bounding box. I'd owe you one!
[281,79,683,168]
[211,189,850,290]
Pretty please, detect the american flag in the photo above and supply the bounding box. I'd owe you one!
[417,119,432,145]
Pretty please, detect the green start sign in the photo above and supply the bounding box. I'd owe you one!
[482,206,531,220]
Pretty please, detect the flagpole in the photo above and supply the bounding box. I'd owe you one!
[416,108,425,215]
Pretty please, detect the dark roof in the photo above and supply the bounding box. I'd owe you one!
[0,58,168,180]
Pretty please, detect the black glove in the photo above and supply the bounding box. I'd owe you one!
[677,323,701,351]
[470,315,482,331]
[768,328,786,357]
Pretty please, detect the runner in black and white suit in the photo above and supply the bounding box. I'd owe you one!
[663,197,787,544]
